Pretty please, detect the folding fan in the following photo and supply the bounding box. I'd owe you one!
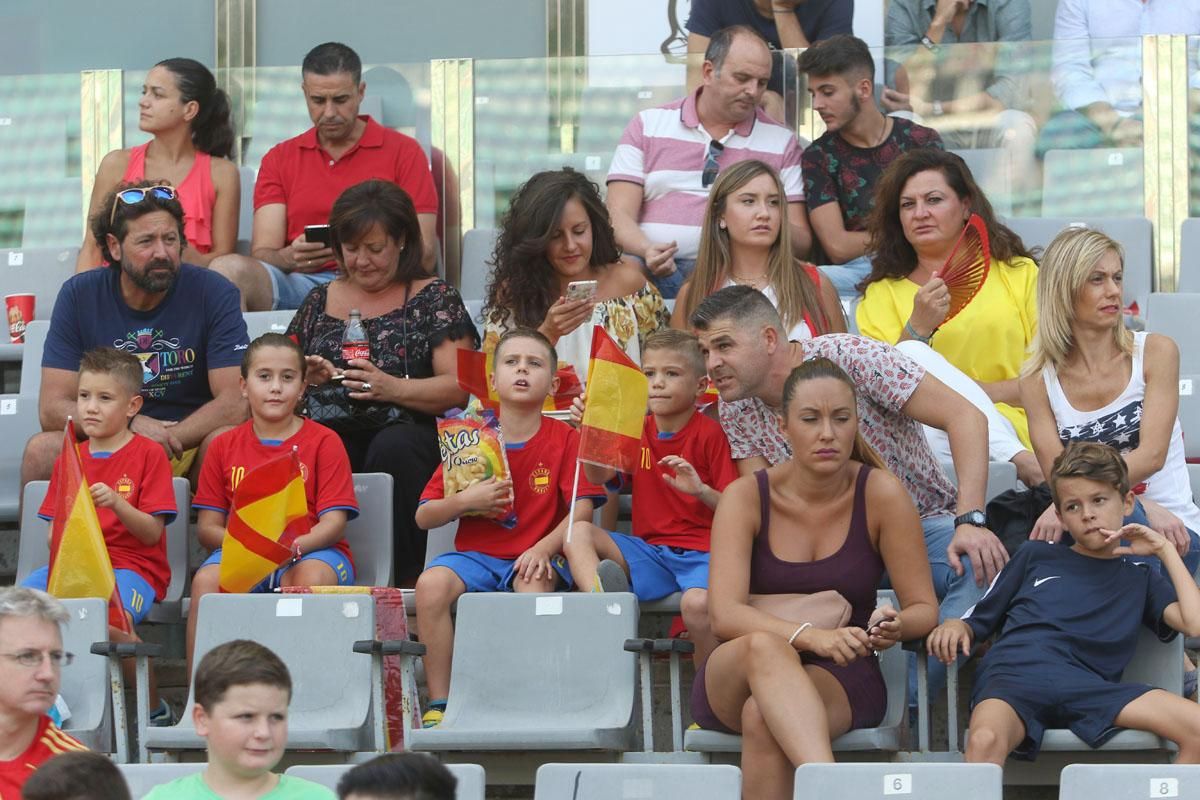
[938,213,991,323]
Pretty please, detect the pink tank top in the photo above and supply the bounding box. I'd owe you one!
[122,143,216,254]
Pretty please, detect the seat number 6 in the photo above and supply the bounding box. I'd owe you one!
[883,773,912,795]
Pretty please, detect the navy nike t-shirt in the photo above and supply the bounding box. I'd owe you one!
[963,542,1178,682]
[43,265,249,421]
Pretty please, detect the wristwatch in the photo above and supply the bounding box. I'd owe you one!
[921,35,940,53]
[954,509,987,528]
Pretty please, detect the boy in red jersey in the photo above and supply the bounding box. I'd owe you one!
[414,328,605,728]
[189,334,358,671]
[22,347,177,723]
[565,329,737,665]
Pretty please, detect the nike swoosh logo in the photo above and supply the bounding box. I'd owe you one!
[1033,576,1061,587]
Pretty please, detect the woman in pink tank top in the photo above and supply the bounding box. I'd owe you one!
[77,58,241,270]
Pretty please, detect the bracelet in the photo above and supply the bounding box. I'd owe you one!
[787,622,813,646]
[904,320,934,344]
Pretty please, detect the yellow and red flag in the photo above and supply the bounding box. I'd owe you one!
[457,348,583,412]
[46,420,130,633]
[578,326,648,473]
[218,449,309,593]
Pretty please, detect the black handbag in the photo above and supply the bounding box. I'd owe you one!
[985,483,1054,557]
[302,383,414,434]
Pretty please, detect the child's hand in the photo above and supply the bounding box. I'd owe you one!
[512,544,555,584]
[1103,523,1171,558]
[569,393,586,428]
[867,604,902,652]
[457,478,513,517]
[926,619,972,665]
[659,456,706,497]
[1029,503,1064,543]
[304,354,339,386]
[89,482,120,509]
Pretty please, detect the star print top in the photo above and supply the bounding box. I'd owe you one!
[1042,331,1200,531]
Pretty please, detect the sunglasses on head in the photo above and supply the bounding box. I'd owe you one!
[109,185,178,227]
[702,139,725,188]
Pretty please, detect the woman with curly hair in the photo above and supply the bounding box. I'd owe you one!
[481,168,669,382]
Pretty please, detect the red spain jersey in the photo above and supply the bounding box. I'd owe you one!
[628,411,737,551]
[420,417,605,559]
[194,419,359,564]
[0,716,86,798]
[39,434,176,599]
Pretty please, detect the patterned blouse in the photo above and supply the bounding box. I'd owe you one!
[287,279,480,424]
[481,283,669,380]
[719,333,957,518]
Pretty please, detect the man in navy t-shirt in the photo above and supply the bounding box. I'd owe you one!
[20,180,249,484]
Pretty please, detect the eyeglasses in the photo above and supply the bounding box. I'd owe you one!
[109,185,178,227]
[0,649,74,668]
[701,139,725,188]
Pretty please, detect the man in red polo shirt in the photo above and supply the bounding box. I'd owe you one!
[211,42,439,311]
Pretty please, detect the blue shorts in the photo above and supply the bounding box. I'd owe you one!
[426,550,573,593]
[262,262,336,310]
[971,660,1155,760]
[22,566,156,625]
[200,546,355,591]
[610,534,709,601]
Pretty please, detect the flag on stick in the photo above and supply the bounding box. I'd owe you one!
[457,348,583,412]
[46,420,130,633]
[578,326,648,474]
[218,449,309,593]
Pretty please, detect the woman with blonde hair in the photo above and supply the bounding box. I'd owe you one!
[1019,226,1200,574]
[671,160,845,339]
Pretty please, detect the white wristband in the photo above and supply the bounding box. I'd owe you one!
[787,622,813,646]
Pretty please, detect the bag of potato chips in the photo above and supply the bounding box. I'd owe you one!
[436,406,516,528]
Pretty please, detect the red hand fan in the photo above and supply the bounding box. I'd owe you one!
[938,213,991,323]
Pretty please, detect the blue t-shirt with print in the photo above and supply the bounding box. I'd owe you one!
[43,265,249,421]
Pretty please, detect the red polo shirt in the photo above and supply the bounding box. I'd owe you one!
[253,115,438,271]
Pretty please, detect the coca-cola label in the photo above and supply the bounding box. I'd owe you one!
[342,343,370,362]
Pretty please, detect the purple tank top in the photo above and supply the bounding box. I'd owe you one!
[750,465,884,629]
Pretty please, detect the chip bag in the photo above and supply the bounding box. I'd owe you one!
[436,405,516,528]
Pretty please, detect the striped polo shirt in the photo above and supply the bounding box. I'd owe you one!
[607,87,806,261]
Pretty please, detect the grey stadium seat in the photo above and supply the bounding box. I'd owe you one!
[1179,374,1200,461]
[535,763,741,800]
[118,764,206,799]
[1146,293,1200,374]
[1041,148,1144,218]
[242,309,297,340]
[793,763,1002,800]
[939,460,1019,500]
[459,229,496,303]
[0,320,49,521]
[1179,218,1200,293]
[406,592,638,752]
[346,472,394,588]
[286,763,486,800]
[0,246,76,320]
[58,598,122,757]
[1059,764,1200,800]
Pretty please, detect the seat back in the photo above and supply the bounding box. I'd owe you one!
[118,764,206,799]
[0,391,39,522]
[19,320,50,395]
[1059,764,1200,800]
[1146,293,1200,374]
[346,472,394,587]
[535,764,741,799]
[1180,219,1200,293]
[459,229,497,303]
[1179,377,1200,461]
[0,247,77,319]
[237,167,256,241]
[286,763,486,800]
[242,310,297,340]
[793,763,1002,800]
[425,519,458,566]
[58,598,112,752]
[442,593,637,731]
[1122,624,1183,694]
[938,461,1019,503]
[1189,464,1200,505]
[1041,148,1144,218]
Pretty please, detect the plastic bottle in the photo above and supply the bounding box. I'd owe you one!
[341,309,370,365]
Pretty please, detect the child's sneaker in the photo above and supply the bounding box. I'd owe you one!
[593,560,630,593]
[422,699,447,729]
[148,699,177,727]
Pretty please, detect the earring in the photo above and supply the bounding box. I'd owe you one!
[719,221,727,230]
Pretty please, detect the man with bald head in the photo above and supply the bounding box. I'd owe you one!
[606,25,812,298]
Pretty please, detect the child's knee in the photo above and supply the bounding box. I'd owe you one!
[415,567,464,611]
[681,588,709,628]
[964,724,1007,762]
[283,559,336,587]
[562,523,596,557]
[191,565,220,595]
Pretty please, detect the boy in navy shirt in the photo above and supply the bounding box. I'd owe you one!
[929,441,1200,763]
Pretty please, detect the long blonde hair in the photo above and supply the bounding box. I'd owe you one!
[684,160,829,335]
[1024,226,1133,375]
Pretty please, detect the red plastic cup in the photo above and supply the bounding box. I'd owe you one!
[5,293,34,343]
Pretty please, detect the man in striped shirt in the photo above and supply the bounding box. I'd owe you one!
[606,25,812,299]
[0,589,86,798]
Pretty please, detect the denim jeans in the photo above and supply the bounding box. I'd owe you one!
[819,254,872,297]
[646,257,696,300]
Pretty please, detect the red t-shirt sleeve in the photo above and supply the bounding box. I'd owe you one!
[312,426,359,518]
[253,144,287,209]
[37,454,63,520]
[419,465,446,504]
[192,434,232,513]
[703,420,739,493]
[135,440,178,522]
[395,139,438,214]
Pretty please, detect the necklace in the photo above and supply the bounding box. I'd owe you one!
[730,272,768,288]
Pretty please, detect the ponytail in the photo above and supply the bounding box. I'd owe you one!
[155,58,234,159]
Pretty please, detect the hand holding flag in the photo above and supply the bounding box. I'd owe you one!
[218,448,309,593]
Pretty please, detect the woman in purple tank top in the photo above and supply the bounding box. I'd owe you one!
[692,358,938,799]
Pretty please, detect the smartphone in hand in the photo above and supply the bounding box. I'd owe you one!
[566,279,598,301]
[304,224,332,247]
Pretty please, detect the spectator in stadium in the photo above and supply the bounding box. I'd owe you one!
[142,640,334,799]
[413,328,605,729]
[0,588,86,798]
[288,180,477,586]
[21,181,249,487]
[1020,227,1200,573]
[929,441,1200,765]
[692,358,938,798]
[606,26,812,299]
[857,148,1043,487]
[1040,0,1200,155]
[21,752,131,800]
[684,0,853,124]
[77,58,240,271]
[671,159,846,340]
[336,753,456,800]
[482,168,668,383]
[210,42,438,311]
[798,35,944,296]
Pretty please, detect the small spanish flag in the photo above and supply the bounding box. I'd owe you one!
[578,326,648,473]
[218,449,309,594]
[457,349,583,412]
[46,420,130,633]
